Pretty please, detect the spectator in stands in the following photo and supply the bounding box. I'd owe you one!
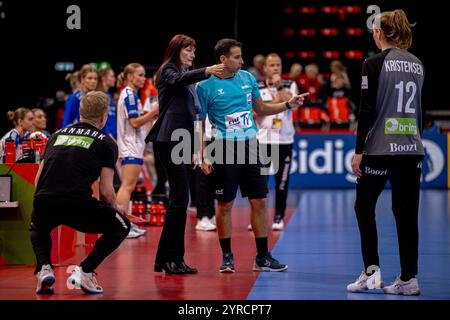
[330,60,351,90]
[31,108,51,138]
[297,63,328,128]
[283,63,303,84]
[247,54,265,81]
[324,74,356,129]
[62,65,98,127]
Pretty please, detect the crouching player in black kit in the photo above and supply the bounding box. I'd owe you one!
[30,91,131,294]
[347,10,424,296]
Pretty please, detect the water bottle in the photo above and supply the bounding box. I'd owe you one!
[22,138,35,163]
[33,137,43,163]
[5,138,16,163]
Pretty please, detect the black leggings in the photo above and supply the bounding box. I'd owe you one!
[195,167,215,219]
[30,196,130,274]
[260,143,293,219]
[354,155,423,279]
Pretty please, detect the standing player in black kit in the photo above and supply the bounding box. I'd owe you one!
[347,10,424,296]
[30,91,131,294]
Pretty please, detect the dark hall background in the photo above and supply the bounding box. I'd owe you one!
[0,0,447,135]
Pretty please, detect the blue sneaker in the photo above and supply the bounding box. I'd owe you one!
[219,253,235,273]
[253,252,288,272]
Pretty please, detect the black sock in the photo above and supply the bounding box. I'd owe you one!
[80,264,93,274]
[255,237,268,258]
[400,275,414,282]
[219,238,231,254]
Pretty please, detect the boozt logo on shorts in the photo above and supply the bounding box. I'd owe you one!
[225,111,253,130]
[54,135,94,149]
[365,166,387,176]
[215,189,224,195]
[389,143,418,153]
[385,118,417,135]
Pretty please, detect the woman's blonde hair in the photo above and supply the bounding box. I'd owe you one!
[117,63,144,87]
[65,71,80,91]
[79,64,98,80]
[377,9,416,50]
[7,107,32,127]
[97,68,114,92]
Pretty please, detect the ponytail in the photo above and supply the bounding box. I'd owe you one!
[117,72,126,87]
[117,63,143,87]
[6,107,32,127]
[379,9,416,50]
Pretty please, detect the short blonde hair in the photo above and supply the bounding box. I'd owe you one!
[79,91,109,121]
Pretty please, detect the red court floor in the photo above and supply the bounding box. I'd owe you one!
[0,208,294,300]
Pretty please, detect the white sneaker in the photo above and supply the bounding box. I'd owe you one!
[210,216,216,226]
[383,276,420,296]
[126,223,145,238]
[126,229,142,239]
[131,223,146,235]
[272,219,285,231]
[347,270,384,292]
[195,217,216,231]
[66,266,103,294]
[248,223,252,231]
[36,264,55,294]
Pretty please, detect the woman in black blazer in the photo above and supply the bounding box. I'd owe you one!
[146,34,224,274]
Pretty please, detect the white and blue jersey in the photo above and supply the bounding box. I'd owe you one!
[197,70,261,141]
[117,86,146,161]
[62,89,83,128]
[103,92,117,139]
[1,128,31,159]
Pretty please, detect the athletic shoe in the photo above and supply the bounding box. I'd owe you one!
[219,253,235,273]
[383,276,420,296]
[272,216,285,231]
[247,223,252,231]
[131,223,146,235]
[253,252,288,272]
[35,264,55,294]
[347,269,384,292]
[126,229,142,239]
[66,265,103,294]
[195,217,216,231]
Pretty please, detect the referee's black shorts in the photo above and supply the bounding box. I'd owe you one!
[210,138,268,203]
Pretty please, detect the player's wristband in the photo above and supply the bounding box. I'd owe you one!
[285,101,291,110]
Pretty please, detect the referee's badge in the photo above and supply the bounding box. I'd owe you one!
[247,93,252,105]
